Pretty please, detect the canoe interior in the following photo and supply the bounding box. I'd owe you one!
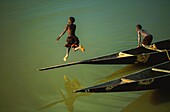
[123,39,170,55]
[83,39,170,62]
[75,61,170,93]
[124,61,170,80]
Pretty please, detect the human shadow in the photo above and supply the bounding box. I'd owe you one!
[39,75,90,112]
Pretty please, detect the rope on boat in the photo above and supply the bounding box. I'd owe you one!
[165,50,170,60]
[151,68,170,73]
[156,49,170,60]
[142,44,170,60]
[118,52,134,57]
[120,78,136,84]
[142,44,159,51]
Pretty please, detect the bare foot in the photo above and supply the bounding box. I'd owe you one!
[63,55,69,61]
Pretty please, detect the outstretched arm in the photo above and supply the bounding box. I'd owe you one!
[56,25,68,42]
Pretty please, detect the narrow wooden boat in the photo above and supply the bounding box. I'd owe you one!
[38,39,170,71]
[74,61,170,93]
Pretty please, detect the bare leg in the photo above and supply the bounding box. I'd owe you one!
[63,47,71,61]
[73,45,85,52]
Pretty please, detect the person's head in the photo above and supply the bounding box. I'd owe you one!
[136,24,142,31]
[68,17,75,24]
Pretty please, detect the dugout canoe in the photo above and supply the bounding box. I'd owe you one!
[38,39,170,71]
[74,61,170,93]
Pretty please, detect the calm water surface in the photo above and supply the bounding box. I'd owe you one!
[0,0,170,112]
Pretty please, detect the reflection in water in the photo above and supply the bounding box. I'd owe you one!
[39,75,90,112]
[39,64,165,111]
[98,64,147,84]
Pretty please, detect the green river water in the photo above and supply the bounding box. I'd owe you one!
[0,0,169,112]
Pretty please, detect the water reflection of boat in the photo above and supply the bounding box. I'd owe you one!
[38,39,170,71]
[39,75,89,112]
[74,61,170,93]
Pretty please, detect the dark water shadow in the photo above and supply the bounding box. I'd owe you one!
[150,88,170,105]
[121,88,170,112]
[120,73,170,112]
[39,75,90,112]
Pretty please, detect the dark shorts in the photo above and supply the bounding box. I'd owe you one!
[65,36,79,48]
[142,35,153,45]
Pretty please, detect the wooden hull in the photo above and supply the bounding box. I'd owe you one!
[81,50,170,65]
[74,61,170,93]
[38,39,170,71]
